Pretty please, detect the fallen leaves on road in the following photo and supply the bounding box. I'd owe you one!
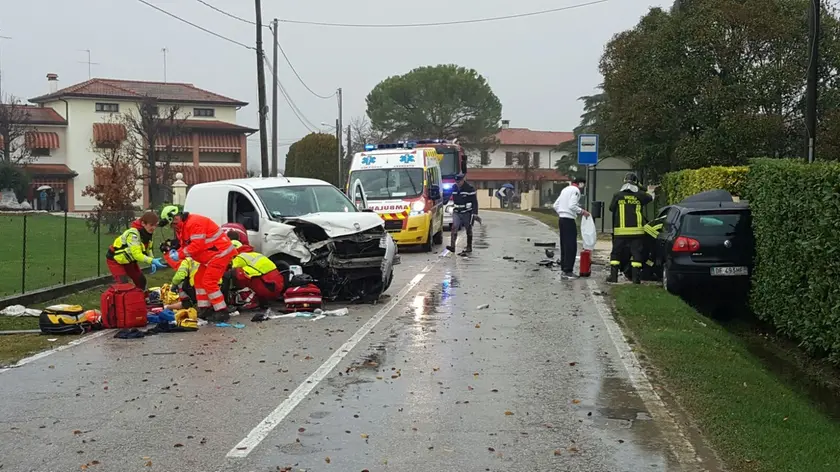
[504,411,514,416]
[361,433,369,439]
[145,461,152,467]
[572,399,581,404]
[173,443,184,448]
[325,456,331,464]
[475,323,481,328]
[568,446,579,453]
[554,449,562,456]
[432,367,440,372]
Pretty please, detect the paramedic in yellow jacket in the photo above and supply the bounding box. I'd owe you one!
[164,257,200,310]
[105,211,167,290]
[228,241,286,308]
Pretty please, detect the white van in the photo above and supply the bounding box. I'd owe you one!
[183,177,398,301]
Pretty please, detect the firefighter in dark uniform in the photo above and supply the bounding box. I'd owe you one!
[607,173,653,284]
[639,219,664,280]
[446,173,478,255]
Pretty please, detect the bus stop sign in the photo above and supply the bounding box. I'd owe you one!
[578,134,599,166]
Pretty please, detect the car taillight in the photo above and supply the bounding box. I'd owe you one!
[672,236,700,252]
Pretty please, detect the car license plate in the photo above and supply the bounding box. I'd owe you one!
[711,266,748,276]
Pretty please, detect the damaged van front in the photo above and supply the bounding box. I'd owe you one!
[183,177,398,302]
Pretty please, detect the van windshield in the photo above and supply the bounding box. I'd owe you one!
[254,185,357,218]
[349,168,424,200]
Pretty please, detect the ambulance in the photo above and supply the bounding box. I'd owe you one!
[347,142,445,252]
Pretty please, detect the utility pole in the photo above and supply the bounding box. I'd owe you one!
[254,0,270,177]
[806,0,820,163]
[346,124,351,162]
[0,34,11,100]
[336,87,343,185]
[161,48,168,82]
[270,18,279,177]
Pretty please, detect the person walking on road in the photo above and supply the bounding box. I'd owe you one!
[159,205,237,323]
[446,173,479,255]
[553,177,590,279]
[105,211,167,290]
[607,172,653,284]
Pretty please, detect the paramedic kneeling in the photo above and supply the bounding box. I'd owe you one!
[105,211,166,290]
[165,257,199,310]
[228,247,286,308]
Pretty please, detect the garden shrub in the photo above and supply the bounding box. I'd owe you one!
[660,166,749,204]
[745,158,840,364]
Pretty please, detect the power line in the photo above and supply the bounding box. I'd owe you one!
[134,0,254,49]
[264,57,319,132]
[270,24,335,99]
[193,0,267,28]
[279,0,611,28]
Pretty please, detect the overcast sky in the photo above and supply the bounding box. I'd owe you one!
[0,0,668,171]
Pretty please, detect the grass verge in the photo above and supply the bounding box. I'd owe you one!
[611,284,840,472]
[0,271,172,367]
[0,213,175,297]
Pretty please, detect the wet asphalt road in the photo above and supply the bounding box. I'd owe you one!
[0,211,712,472]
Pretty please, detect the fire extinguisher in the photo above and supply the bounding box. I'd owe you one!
[579,249,592,277]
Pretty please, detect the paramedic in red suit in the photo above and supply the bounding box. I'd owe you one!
[159,205,236,323]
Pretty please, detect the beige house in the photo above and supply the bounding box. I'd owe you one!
[469,120,574,208]
[20,73,255,211]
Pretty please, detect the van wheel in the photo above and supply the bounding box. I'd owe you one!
[422,225,433,252]
[662,261,680,295]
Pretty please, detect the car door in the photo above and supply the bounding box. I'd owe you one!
[349,179,368,211]
[653,207,680,265]
[227,190,262,252]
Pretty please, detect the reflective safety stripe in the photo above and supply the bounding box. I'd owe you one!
[208,290,224,299]
[643,223,662,238]
[210,244,236,261]
[196,300,211,307]
[635,206,643,231]
[205,228,226,244]
[614,226,645,236]
[610,260,621,266]
[212,301,227,311]
[631,261,643,268]
[645,260,655,267]
[618,202,626,230]
[191,233,207,240]
[234,252,276,278]
[195,288,207,295]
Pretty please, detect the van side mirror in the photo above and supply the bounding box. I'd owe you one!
[429,184,441,200]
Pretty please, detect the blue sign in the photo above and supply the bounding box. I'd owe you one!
[361,156,376,165]
[577,134,599,166]
[399,154,415,164]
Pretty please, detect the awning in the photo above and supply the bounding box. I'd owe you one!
[24,131,60,149]
[23,164,78,179]
[92,123,127,144]
[155,134,193,152]
[171,165,245,185]
[198,133,241,153]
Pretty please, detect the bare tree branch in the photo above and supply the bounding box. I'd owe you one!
[0,95,34,165]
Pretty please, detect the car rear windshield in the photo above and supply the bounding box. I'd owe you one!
[681,211,749,237]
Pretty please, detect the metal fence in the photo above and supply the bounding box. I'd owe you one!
[0,211,174,298]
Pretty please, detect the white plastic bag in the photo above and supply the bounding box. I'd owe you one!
[581,215,597,250]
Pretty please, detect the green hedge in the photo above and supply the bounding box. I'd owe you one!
[659,166,749,204]
[745,158,840,363]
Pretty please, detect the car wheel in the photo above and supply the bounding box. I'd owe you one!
[662,261,680,295]
[383,269,394,293]
[433,228,443,245]
[422,225,433,252]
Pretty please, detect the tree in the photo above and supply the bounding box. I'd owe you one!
[348,116,388,155]
[285,133,341,186]
[515,152,538,191]
[365,64,503,149]
[556,90,610,180]
[0,95,33,164]
[598,1,840,179]
[121,97,188,208]
[82,136,142,233]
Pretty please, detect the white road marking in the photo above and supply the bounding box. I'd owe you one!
[586,279,701,466]
[226,267,433,458]
[0,329,114,374]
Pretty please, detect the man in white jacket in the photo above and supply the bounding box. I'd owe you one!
[553,177,590,279]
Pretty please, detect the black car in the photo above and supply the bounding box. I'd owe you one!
[649,190,754,296]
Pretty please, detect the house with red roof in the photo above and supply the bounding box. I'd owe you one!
[469,120,575,207]
[18,73,256,211]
